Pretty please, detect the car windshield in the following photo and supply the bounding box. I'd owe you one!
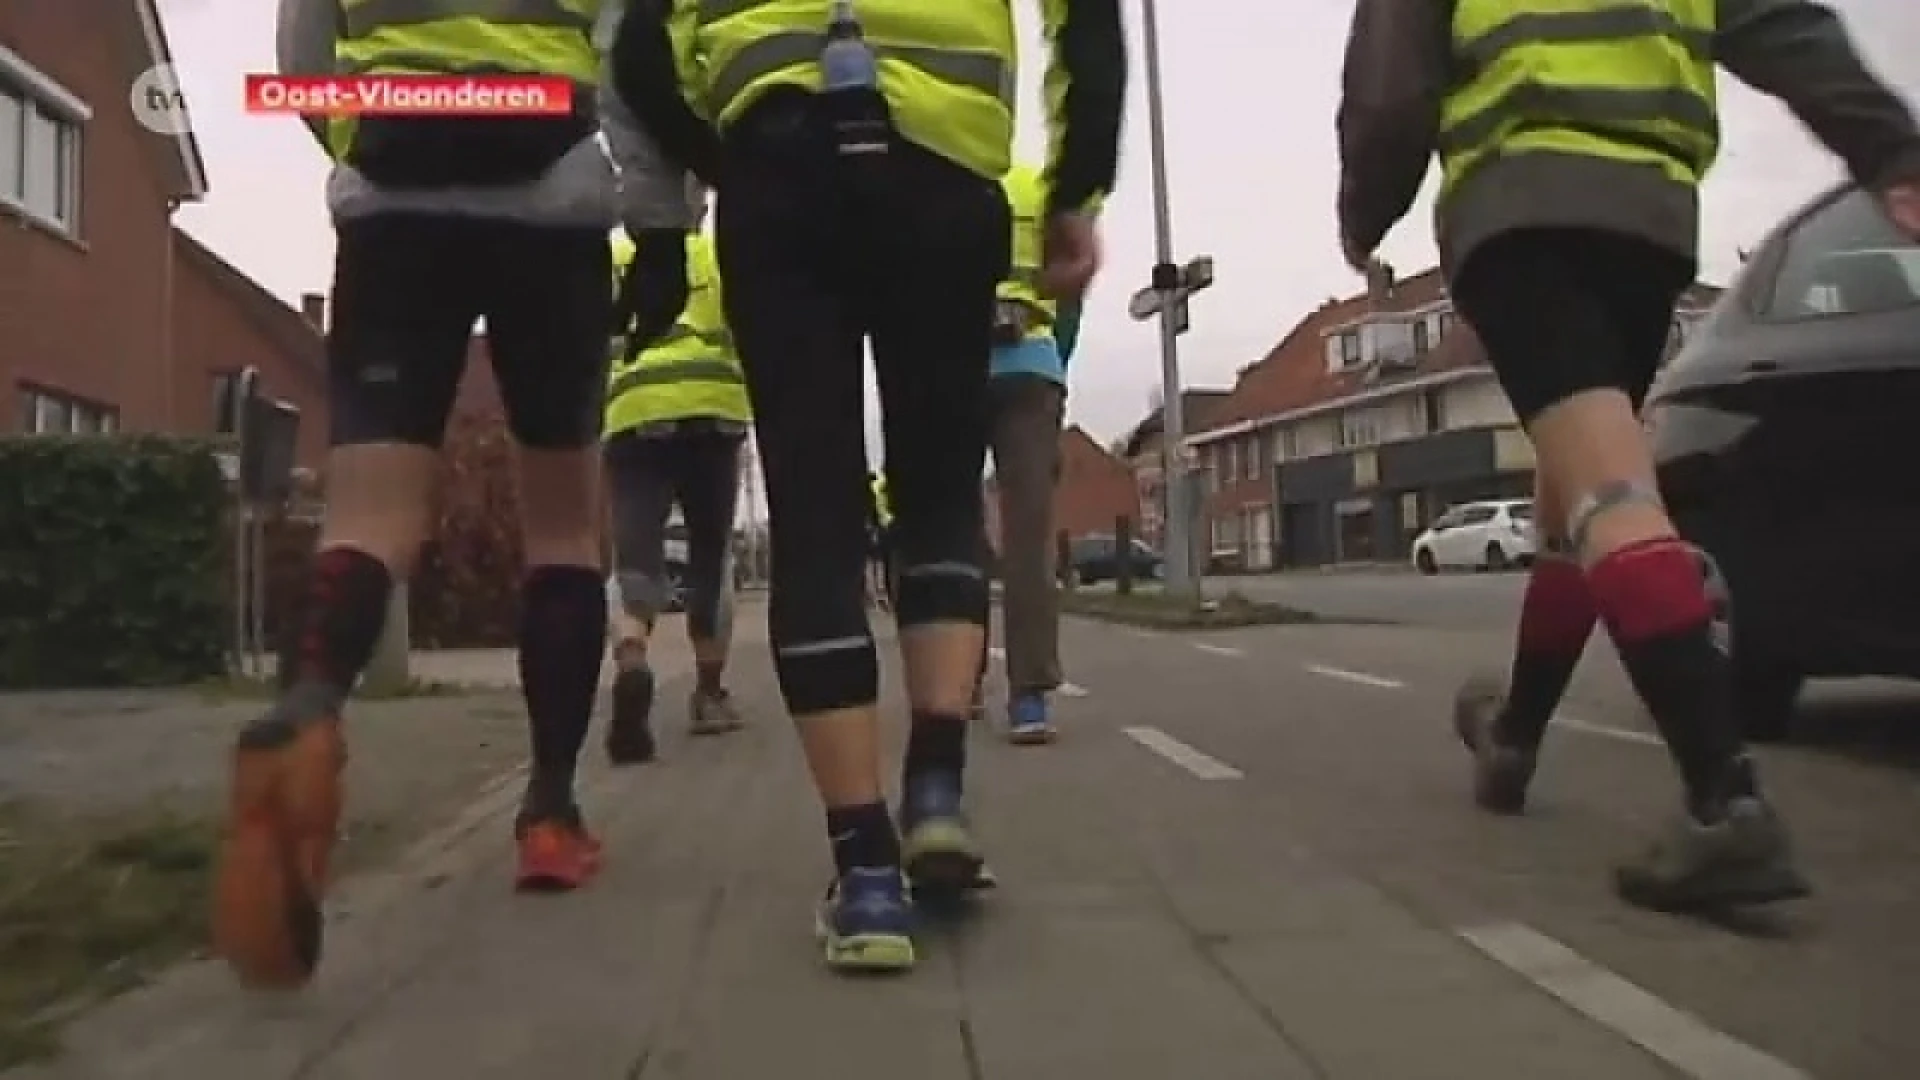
[1508,502,1532,521]
[1769,191,1920,318]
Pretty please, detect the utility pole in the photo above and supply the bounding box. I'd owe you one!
[1128,0,1215,601]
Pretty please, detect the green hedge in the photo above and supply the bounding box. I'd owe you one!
[0,436,229,688]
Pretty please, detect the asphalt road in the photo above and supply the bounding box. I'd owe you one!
[22,604,1920,1079]
[1215,566,1527,629]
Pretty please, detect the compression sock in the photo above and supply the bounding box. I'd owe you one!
[1588,538,1756,822]
[1494,551,1597,749]
[517,565,607,817]
[276,546,391,699]
[826,802,901,875]
[902,710,969,789]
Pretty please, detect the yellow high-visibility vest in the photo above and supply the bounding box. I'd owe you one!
[678,0,1021,179]
[604,230,752,435]
[996,162,1056,342]
[328,0,602,160]
[1438,0,1719,199]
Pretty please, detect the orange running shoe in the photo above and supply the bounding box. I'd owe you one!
[515,817,602,892]
[211,708,346,989]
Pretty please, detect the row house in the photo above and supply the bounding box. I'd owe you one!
[1111,388,1229,551]
[2,0,327,463]
[1190,268,1719,570]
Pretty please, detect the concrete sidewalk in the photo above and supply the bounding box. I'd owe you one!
[12,615,1673,1079]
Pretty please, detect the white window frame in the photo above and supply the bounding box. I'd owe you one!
[1243,434,1260,481]
[19,386,117,435]
[0,44,88,236]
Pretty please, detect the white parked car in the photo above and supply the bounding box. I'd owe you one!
[1411,499,1535,573]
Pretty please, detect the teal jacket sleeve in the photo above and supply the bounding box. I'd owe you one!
[1054,300,1083,365]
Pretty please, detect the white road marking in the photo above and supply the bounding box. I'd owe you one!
[1121,726,1242,779]
[1457,922,1810,1080]
[1121,627,1162,640]
[1553,713,1662,747]
[1192,642,1244,658]
[1303,663,1404,690]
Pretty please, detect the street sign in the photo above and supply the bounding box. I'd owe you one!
[1170,298,1189,335]
[1184,256,1214,290]
[1128,287,1160,320]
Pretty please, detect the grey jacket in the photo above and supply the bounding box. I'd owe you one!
[276,0,698,229]
[1336,0,1920,278]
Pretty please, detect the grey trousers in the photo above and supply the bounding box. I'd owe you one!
[605,428,741,640]
[989,375,1065,693]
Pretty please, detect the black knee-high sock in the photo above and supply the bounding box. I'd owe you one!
[276,546,391,699]
[1588,539,1755,822]
[903,710,968,787]
[518,565,607,815]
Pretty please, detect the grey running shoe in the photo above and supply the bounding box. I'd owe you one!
[1616,796,1811,913]
[1452,673,1536,815]
[688,687,744,736]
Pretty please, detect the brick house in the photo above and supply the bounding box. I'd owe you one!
[2,0,326,462]
[984,424,1137,559]
[1189,267,1721,569]
[1112,388,1229,551]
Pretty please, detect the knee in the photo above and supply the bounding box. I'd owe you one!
[772,637,879,713]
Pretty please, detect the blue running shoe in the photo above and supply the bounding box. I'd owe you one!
[1007,692,1055,745]
[814,867,915,972]
[900,772,983,896]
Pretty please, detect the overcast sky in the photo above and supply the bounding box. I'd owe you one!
[161,0,1920,448]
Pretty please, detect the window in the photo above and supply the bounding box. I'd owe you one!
[1459,505,1498,527]
[18,385,117,435]
[1274,426,1296,463]
[1765,190,1919,319]
[211,370,240,433]
[1412,318,1431,355]
[1337,407,1380,449]
[1222,440,1238,484]
[1243,435,1260,480]
[1337,331,1362,369]
[1417,388,1445,433]
[1,79,82,232]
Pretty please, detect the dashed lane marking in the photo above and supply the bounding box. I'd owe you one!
[1121,725,1243,779]
[1458,922,1811,1080]
[1553,713,1663,746]
[1303,663,1404,690]
[1192,642,1244,658]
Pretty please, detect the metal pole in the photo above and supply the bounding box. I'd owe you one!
[1139,0,1194,599]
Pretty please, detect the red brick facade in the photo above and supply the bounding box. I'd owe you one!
[1,1,326,463]
[985,424,1137,554]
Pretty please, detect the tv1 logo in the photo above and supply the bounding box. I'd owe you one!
[130,64,194,138]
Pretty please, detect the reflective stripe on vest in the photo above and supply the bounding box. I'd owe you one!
[689,0,1016,177]
[608,356,744,398]
[1438,0,1717,197]
[341,0,596,34]
[701,32,1009,124]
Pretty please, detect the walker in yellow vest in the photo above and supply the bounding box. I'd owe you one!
[326,0,603,173]
[605,230,751,435]
[602,225,753,753]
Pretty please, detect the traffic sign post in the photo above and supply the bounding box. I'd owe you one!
[1128,255,1215,600]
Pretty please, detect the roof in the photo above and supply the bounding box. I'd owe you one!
[129,0,209,201]
[1117,389,1232,459]
[1191,268,1472,444]
[173,228,324,376]
[1189,264,1728,446]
